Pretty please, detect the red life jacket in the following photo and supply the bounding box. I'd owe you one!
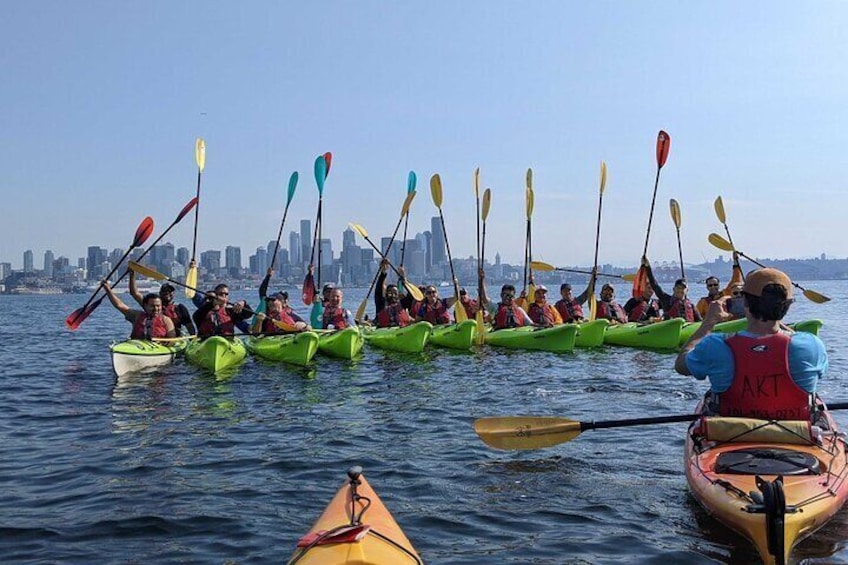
[461,299,477,318]
[628,298,660,322]
[130,312,169,339]
[666,297,696,322]
[261,310,298,334]
[418,300,451,325]
[494,304,526,329]
[162,302,179,324]
[528,302,557,325]
[597,301,627,323]
[554,299,584,323]
[719,332,811,420]
[322,306,349,330]
[375,304,411,328]
[198,307,235,337]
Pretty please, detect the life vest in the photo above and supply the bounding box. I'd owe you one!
[417,300,451,325]
[162,302,179,323]
[494,304,526,329]
[555,299,584,323]
[461,300,477,318]
[719,332,811,420]
[597,300,627,323]
[527,302,558,325]
[260,310,297,334]
[375,304,411,328]
[628,298,661,322]
[665,297,696,322]
[322,306,349,330]
[198,307,234,337]
[130,312,169,339]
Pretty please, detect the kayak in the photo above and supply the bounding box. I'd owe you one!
[317,327,365,359]
[485,323,577,353]
[288,466,422,565]
[603,318,684,350]
[685,399,848,564]
[185,336,247,373]
[110,337,191,377]
[429,320,477,350]
[679,318,824,346]
[362,321,432,353]
[573,319,609,348]
[246,332,320,366]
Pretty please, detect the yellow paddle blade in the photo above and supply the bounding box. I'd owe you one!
[589,293,598,321]
[669,198,682,229]
[475,309,486,345]
[430,174,443,208]
[621,273,638,282]
[349,222,368,239]
[355,295,369,322]
[474,167,480,199]
[803,289,831,303]
[401,190,416,217]
[529,260,555,272]
[527,282,536,304]
[404,280,424,301]
[481,188,492,221]
[525,187,534,219]
[185,266,197,298]
[195,138,206,172]
[455,299,468,322]
[599,161,607,195]
[474,416,582,450]
[129,261,166,281]
[714,196,726,224]
[526,167,533,190]
[708,232,734,252]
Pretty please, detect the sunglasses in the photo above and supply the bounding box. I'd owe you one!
[501,293,515,298]
[426,290,437,295]
[707,283,719,287]
[216,292,229,296]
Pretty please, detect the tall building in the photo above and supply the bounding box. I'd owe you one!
[319,239,333,267]
[300,219,312,265]
[86,246,107,278]
[254,247,268,274]
[289,231,301,265]
[176,247,190,266]
[0,262,11,281]
[343,227,356,248]
[200,250,221,273]
[23,250,34,273]
[430,217,445,266]
[422,230,432,272]
[43,250,54,277]
[108,248,125,275]
[225,246,242,271]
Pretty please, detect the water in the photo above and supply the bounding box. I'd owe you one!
[1,282,847,564]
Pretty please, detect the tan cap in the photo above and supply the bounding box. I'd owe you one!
[743,268,793,298]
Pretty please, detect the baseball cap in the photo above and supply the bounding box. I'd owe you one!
[560,283,572,291]
[536,284,548,292]
[322,283,335,292]
[743,268,793,298]
[459,288,467,295]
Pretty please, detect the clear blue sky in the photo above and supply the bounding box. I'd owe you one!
[3,2,846,270]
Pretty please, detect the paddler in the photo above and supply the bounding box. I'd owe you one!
[642,257,701,322]
[479,271,533,329]
[321,288,357,330]
[374,259,411,328]
[554,276,594,323]
[458,287,489,322]
[623,282,662,323]
[413,283,458,325]
[526,285,563,327]
[695,256,744,319]
[101,279,176,339]
[595,283,628,324]
[129,272,195,336]
[257,271,307,327]
[675,268,827,419]
[192,284,252,339]
[251,293,309,334]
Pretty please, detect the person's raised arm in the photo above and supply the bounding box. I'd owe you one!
[576,270,595,304]
[128,270,143,307]
[258,268,272,300]
[101,280,131,315]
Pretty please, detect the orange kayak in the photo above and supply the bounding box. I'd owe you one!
[288,467,423,565]
[685,400,848,564]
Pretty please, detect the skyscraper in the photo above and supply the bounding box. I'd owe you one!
[23,250,34,273]
[430,217,445,266]
[225,246,242,272]
[319,238,333,267]
[200,250,221,273]
[43,250,54,277]
[176,247,190,266]
[288,231,301,265]
[300,219,312,265]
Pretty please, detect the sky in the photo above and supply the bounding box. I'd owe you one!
[3,2,847,270]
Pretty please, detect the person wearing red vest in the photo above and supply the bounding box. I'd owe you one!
[129,271,196,336]
[374,260,411,328]
[675,268,827,420]
[642,257,701,323]
[595,283,628,324]
[526,285,563,327]
[101,280,177,340]
[250,293,309,334]
[193,284,252,338]
[554,277,593,323]
[414,285,456,325]
[623,283,662,323]
[458,287,489,322]
[320,288,356,330]
[479,274,534,330]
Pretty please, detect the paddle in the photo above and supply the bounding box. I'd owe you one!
[530,261,637,281]
[708,233,830,303]
[303,155,328,305]
[354,190,418,322]
[186,137,206,299]
[477,188,492,345]
[399,171,417,268]
[65,216,155,330]
[349,222,424,301]
[669,198,685,279]
[473,168,483,339]
[430,174,468,322]
[713,195,736,250]
[128,261,298,332]
[523,169,536,304]
[475,403,848,450]
[269,172,299,273]
[589,161,608,320]
[633,130,671,298]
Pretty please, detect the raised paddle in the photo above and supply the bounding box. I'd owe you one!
[524,169,536,304]
[477,188,492,345]
[633,130,671,298]
[399,171,417,268]
[430,174,468,322]
[349,222,424,302]
[708,233,830,303]
[589,161,608,320]
[473,168,483,340]
[185,137,206,299]
[303,154,329,305]
[474,403,848,450]
[65,216,155,329]
[530,261,637,281]
[354,190,418,322]
[669,198,685,279]
[713,195,736,250]
[128,261,298,332]
[269,172,299,273]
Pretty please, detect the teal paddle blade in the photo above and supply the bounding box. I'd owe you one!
[407,171,417,194]
[314,155,327,195]
[287,171,298,204]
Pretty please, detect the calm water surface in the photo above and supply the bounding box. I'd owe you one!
[1,281,847,564]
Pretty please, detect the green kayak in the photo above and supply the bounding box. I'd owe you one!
[573,319,609,348]
[603,318,684,350]
[793,319,823,335]
[246,332,320,366]
[316,327,365,359]
[186,336,247,373]
[429,320,477,350]
[110,337,191,378]
[679,318,824,345]
[485,323,578,352]
[362,321,433,353]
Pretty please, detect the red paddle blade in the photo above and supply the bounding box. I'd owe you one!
[632,265,648,298]
[323,152,332,177]
[656,131,671,169]
[175,197,199,222]
[65,296,103,330]
[302,274,316,306]
[133,216,155,247]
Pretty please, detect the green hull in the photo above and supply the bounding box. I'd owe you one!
[186,336,247,373]
[246,332,320,366]
[362,321,432,353]
[429,320,477,350]
[679,318,824,345]
[792,319,823,335]
[316,327,364,359]
[573,319,609,348]
[485,323,577,352]
[603,318,684,350]
[110,338,190,377]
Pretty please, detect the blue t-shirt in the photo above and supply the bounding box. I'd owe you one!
[685,331,828,393]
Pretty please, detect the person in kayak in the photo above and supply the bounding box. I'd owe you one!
[624,282,662,323]
[695,257,744,319]
[458,287,489,322]
[479,274,533,329]
[251,293,309,334]
[595,283,628,324]
[101,279,176,339]
[413,284,458,325]
[526,285,563,327]
[321,288,357,329]
[129,273,195,336]
[193,284,252,338]
[554,278,593,323]
[675,267,827,420]
[374,259,411,328]
[642,257,701,322]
